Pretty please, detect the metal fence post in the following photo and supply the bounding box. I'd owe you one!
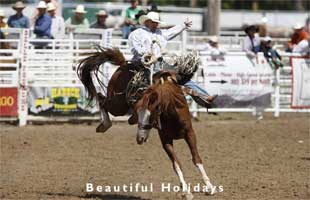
[18,29,30,126]
[274,68,280,117]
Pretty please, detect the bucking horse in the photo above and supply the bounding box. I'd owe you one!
[77,47,218,199]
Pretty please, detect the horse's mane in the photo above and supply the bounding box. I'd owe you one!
[142,72,187,115]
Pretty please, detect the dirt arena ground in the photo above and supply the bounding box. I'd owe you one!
[0,113,309,200]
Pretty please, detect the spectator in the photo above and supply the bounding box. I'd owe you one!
[292,36,310,55]
[47,3,65,39]
[197,36,225,61]
[287,23,308,52]
[122,0,140,39]
[243,25,260,58]
[33,1,52,39]
[65,5,89,32]
[90,10,108,29]
[44,0,60,15]
[7,1,30,28]
[32,0,61,25]
[0,10,8,29]
[260,36,283,69]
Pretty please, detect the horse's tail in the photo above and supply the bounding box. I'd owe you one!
[77,46,126,102]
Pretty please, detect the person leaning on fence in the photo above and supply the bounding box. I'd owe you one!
[65,5,89,32]
[33,1,52,39]
[128,11,217,109]
[90,10,108,29]
[7,1,30,29]
[243,25,260,58]
[204,36,226,61]
[287,23,310,55]
[122,0,140,39]
[260,36,283,70]
[47,3,65,39]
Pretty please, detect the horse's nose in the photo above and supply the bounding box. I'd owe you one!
[136,136,144,145]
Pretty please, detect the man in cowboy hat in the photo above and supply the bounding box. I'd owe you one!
[90,10,108,29]
[243,24,260,58]
[8,1,30,28]
[65,5,89,32]
[47,2,65,39]
[128,11,216,109]
[287,23,308,52]
[33,1,52,39]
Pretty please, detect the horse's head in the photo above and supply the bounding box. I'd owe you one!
[134,71,185,145]
[134,87,161,145]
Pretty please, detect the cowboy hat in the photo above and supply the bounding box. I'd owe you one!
[12,1,26,9]
[244,25,259,33]
[209,36,218,43]
[139,11,162,25]
[96,10,108,16]
[293,23,303,29]
[47,2,56,11]
[262,36,272,42]
[37,1,47,9]
[73,5,87,13]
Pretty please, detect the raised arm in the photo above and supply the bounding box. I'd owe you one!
[163,19,192,40]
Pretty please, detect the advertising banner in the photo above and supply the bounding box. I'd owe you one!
[291,57,310,108]
[28,87,99,116]
[0,71,18,87]
[0,88,18,116]
[201,53,274,108]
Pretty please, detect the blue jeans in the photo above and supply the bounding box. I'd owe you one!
[153,61,210,97]
[184,80,210,96]
[122,25,135,39]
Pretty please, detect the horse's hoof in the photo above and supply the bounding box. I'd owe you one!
[96,122,112,133]
[181,193,194,200]
[205,188,217,196]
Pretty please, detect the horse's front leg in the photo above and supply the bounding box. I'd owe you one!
[184,129,216,195]
[159,133,193,200]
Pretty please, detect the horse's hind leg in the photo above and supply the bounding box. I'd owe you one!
[185,129,216,195]
[96,93,112,133]
[159,134,193,200]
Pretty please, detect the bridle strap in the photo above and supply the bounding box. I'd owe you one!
[138,123,153,130]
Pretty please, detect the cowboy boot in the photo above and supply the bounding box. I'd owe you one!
[182,87,217,108]
[96,93,112,133]
[192,94,218,108]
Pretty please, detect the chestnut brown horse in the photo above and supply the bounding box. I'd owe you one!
[133,71,217,199]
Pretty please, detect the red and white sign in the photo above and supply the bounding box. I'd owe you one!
[291,57,310,109]
[0,88,18,116]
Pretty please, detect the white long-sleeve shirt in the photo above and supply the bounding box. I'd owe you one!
[128,24,186,61]
[51,15,65,39]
